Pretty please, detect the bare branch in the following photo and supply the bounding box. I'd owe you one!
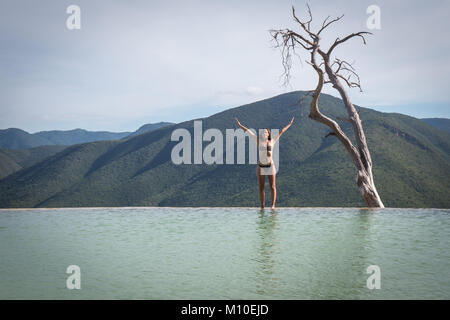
[327,31,372,55]
[336,74,361,91]
[292,5,317,40]
[330,58,363,91]
[270,29,306,85]
[270,29,314,49]
[317,14,344,35]
[331,58,354,73]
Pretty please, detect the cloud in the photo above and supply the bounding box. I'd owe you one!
[246,86,264,95]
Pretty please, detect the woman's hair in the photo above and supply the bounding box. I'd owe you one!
[258,128,271,142]
[264,128,271,140]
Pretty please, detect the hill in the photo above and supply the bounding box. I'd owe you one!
[33,128,132,145]
[0,91,448,208]
[129,122,174,137]
[421,118,450,133]
[0,145,67,179]
[0,122,173,149]
[0,128,52,149]
[0,127,131,149]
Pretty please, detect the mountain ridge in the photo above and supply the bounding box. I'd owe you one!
[0,122,174,150]
[421,118,450,133]
[0,91,448,208]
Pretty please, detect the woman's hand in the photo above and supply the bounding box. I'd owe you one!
[288,116,295,126]
[281,117,295,133]
[235,117,256,140]
[235,117,247,131]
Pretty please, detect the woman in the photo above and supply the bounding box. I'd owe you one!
[234,116,294,209]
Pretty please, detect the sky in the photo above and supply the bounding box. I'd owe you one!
[0,0,449,133]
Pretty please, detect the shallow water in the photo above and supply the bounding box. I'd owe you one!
[0,207,449,299]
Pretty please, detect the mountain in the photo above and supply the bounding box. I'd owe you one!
[421,118,450,133]
[129,122,174,136]
[0,122,174,179]
[0,128,53,149]
[0,127,131,149]
[0,122,173,149]
[0,91,448,208]
[33,129,132,145]
[0,145,67,179]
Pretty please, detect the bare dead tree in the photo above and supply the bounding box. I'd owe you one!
[271,5,385,208]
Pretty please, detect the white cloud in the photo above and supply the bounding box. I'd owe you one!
[246,86,264,95]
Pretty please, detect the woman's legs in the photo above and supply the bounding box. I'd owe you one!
[256,166,266,208]
[268,174,276,209]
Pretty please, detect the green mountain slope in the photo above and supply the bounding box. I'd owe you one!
[0,91,448,208]
[0,145,67,179]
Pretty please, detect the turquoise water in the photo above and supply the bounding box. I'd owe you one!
[0,207,449,299]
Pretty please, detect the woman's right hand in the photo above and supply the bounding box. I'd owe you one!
[234,117,247,132]
[235,118,244,129]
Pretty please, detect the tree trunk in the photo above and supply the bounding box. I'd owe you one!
[357,169,384,207]
[309,48,384,208]
[322,56,384,208]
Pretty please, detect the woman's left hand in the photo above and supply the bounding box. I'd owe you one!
[282,117,294,132]
[288,116,295,126]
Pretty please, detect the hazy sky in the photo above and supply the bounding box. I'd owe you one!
[1,0,449,132]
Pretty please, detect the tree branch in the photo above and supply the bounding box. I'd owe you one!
[331,58,363,91]
[292,5,317,40]
[317,14,344,35]
[327,31,372,55]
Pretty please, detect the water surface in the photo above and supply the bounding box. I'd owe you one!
[0,207,449,299]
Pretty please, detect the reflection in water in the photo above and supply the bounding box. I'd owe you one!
[251,208,376,299]
[253,209,279,296]
[306,209,375,298]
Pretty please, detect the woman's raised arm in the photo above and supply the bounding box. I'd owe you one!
[234,117,257,141]
[273,117,294,142]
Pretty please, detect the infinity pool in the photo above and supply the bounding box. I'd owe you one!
[0,207,449,299]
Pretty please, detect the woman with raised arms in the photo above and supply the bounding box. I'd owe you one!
[234,117,294,209]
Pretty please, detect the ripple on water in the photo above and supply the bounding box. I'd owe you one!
[0,207,449,299]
